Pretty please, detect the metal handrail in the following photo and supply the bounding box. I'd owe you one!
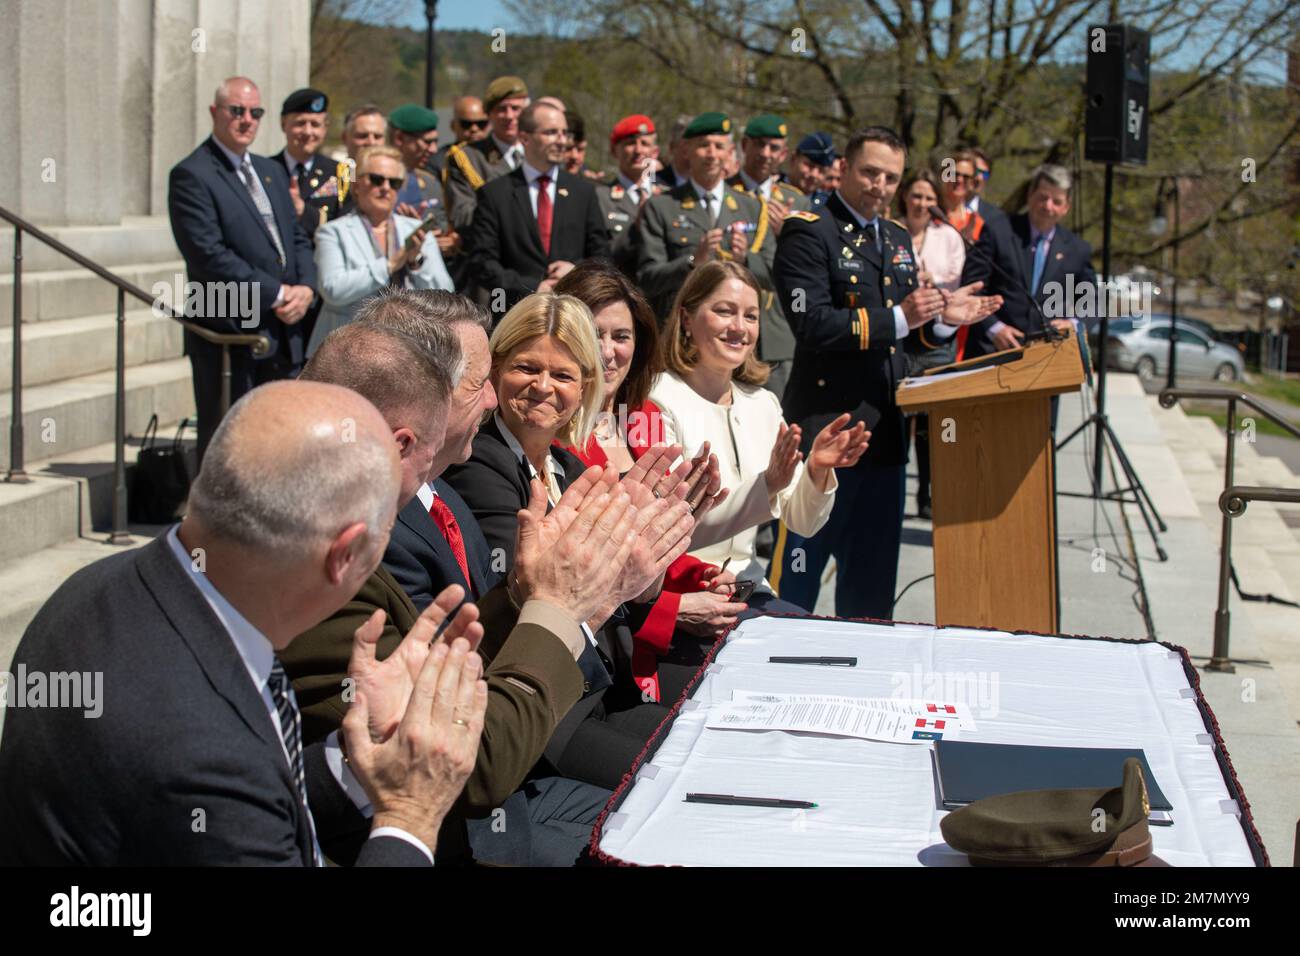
[2,203,271,543]
[1158,386,1300,672]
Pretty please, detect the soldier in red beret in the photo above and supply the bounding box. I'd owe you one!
[596,114,660,275]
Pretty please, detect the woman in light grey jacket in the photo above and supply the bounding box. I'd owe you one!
[308,145,453,354]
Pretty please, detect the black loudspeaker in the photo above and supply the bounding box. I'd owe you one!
[1085,24,1150,166]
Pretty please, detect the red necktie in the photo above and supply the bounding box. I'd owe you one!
[428,496,473,596]
[536,173,553,256]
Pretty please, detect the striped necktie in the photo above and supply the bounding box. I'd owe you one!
[239,155,287,267]
[267,658,323,866]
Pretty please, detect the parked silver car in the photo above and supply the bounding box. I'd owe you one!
[1104,317,1245,382]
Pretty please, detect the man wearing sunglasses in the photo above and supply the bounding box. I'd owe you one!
[451,96,490,147]
[444,75,531,238]
[167,75,318,463]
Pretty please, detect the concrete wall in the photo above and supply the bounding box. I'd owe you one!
[0,0,310,226]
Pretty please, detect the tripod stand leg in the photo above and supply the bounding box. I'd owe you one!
[1104,418,1168,533]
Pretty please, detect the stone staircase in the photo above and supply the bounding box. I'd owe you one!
[0,216,193,672]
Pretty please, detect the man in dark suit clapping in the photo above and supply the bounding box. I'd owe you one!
[0,381,489,866]
[960,163,1097,357]
[167,76,318,461]
[468,102,610,317]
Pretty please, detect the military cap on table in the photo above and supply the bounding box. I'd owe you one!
[795,131,837,166]
[389,104,440,134]
[684,112,732,138]
[611,114,656,147]
[940,758,1170,867]
[281,87,328,115]
[744,114,789,140]
[484,75,529,112]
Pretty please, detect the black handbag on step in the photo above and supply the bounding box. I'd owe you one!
[128,416,192,524]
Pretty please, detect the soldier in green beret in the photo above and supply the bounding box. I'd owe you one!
[725,113,808,396]
[388,104,460,266]
[634,112,778,360]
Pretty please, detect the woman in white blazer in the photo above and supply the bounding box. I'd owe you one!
[308,145,454,355]
[649,260,870,611]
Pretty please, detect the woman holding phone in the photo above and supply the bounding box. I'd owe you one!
[651,260,871,613]
[308,145,453,355]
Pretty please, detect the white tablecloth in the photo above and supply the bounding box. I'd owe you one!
[596,617,1260,866]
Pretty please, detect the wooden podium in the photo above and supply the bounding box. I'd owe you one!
[895,331,1084,633]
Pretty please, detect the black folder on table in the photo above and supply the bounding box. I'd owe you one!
[934,741,1172,821]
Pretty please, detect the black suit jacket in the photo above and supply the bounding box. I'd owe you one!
[0,535,425,866]
[773,193,923,469]
[385,479,499,609]
[269,149,345,242]
[960,212,1096,356]
[168,137,317,365]
[467,167,610,311]
[442,418,646,751]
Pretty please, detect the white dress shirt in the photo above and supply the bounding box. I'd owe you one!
[617,173,646,206]
[493,135,522,170]
[165,525,434,865]
[522,160,561,218]
[740,170,772,201]
[691,178,726,224]
[649,372,837,592]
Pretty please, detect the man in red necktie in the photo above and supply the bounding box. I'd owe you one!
[467,102,610,318]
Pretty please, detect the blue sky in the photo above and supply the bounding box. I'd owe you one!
[400,2,1288,84]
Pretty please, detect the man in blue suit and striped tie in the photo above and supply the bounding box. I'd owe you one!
[168,76,318,461]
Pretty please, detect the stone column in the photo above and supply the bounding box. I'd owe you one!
[0,0,310,227]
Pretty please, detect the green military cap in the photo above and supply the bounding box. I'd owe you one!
[939,758,1169,867]
[744,114,788,139]
[389,104,439,133]
[684,112,732,138]
[484,75,529,112]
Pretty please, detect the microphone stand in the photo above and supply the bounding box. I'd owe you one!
[1052,165,1166,559]
[927,205,1065,346]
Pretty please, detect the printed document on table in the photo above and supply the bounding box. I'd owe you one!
[731,690,978,731]
[707,698,960,743]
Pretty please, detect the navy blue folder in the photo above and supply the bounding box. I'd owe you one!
[934,741,1172,814]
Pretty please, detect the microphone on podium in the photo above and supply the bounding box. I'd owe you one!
[926,204,1060,344]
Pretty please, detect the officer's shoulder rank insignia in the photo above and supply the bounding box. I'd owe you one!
[787,210,820,223]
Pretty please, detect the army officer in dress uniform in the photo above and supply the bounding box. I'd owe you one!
[768,126,1001,620]
[271,88,347,242]
[596,114,661,276]
[634,112,776,328]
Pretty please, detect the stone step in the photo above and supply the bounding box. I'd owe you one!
[0,531,161,730]
[0,259,187,325]
[0,308,183,390]
[0,357,194,471]
[0,424,195,566]
[0,216,179,276]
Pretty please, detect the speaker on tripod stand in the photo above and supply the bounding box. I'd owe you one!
[1056,23,1169,560]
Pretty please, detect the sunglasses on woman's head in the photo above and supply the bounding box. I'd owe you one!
[366,173,406,190]
[222,105,266,120]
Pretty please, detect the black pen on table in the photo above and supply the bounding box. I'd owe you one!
[768,656,857,666]
[685,793,817,809]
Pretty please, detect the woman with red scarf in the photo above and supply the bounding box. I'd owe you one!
[554,260,745,703]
